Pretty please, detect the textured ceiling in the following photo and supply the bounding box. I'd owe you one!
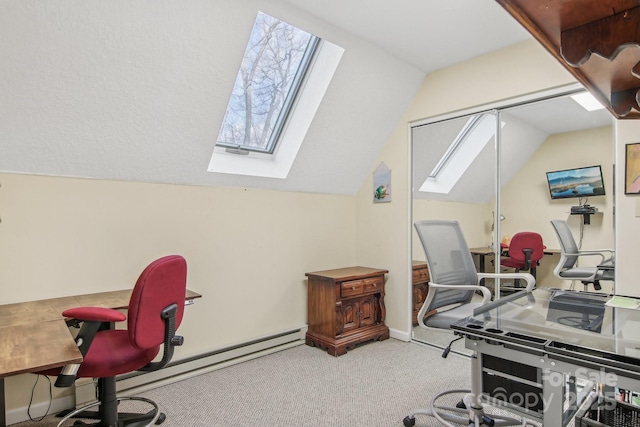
[281,0,531,74]
[0,0,532,195]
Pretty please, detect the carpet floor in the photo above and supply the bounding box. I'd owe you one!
[11,339,545,427]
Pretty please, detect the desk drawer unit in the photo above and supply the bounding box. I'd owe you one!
[305,266,389,356]
[340,276,383,298]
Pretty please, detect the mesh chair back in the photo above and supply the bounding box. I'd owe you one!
[414,220,478,311]
[508,232,545,264]
[550,220,579,269]
[128,255,187,349]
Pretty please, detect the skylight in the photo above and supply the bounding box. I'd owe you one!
[216,12,319,154]
[208,12,344,179]
[571,92,605,111]
[419,114,497,194]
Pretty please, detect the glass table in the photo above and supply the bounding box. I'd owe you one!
[451,288,640,426]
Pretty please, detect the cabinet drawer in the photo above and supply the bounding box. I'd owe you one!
[412,268,429,284]
[341,276,383,298]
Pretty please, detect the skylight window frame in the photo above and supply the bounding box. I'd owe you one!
[216,12,320,156]
[428,114,484,179]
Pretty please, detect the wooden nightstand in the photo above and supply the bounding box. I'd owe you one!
[305,266,389,356]
[412,261,430,325]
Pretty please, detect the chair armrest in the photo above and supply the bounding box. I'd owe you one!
[63,307,127,323]
[479,271,535,292]
[566,249,614,264]
[54,307,126,388]
[138,303,184,373]
[417,282,492,330]
[522,248,533,270]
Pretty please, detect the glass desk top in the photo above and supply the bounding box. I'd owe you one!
[451,288,640,374]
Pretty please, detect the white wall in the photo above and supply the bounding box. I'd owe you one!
[615,120,640,297]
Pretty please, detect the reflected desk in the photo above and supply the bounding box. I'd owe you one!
[469,247,559,288]
[469,247,495,281]
[452,288,640,426]
[0,289,201,427]
[469,247,559,272]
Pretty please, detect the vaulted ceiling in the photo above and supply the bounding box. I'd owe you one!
[1,0,534,195]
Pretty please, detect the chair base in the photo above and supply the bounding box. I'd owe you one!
[403,389,531,426]
[56,397,162,427]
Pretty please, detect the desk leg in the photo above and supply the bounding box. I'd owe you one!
[543,368,564,426]
[478,254,486,286]
[1,377,5,427]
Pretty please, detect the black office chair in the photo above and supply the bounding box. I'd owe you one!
[550,219,614,291]
[404,220,535,427]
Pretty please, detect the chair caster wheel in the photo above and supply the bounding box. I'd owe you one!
[155,412,166,425]
[402,415,416,426]
[456,400,466,409]
[482,415,495,426]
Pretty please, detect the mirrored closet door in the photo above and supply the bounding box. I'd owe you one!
[410,89,614,351]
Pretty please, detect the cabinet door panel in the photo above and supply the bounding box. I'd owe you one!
[341,300,359,333]
[359,295,376,327]
[414,283,428,311]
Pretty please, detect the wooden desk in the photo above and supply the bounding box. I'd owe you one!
[0,289,201,427]
[469,247,494,274]
[469,247,560,272]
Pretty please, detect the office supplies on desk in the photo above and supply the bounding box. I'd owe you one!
[606,295,640,310]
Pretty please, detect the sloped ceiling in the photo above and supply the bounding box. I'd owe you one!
[412,94,614,204]
[0,0,531,195]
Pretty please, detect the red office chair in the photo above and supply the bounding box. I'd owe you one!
[500,232,544,289]
[39,255,187,427]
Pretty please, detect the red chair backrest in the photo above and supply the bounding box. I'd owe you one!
[127,255,187,349]
[508,232,544,264]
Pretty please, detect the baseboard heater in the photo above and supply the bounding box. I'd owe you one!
[113,326,307,396]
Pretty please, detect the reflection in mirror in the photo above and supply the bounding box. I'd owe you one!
[411,111,497,353]
[498,94,614,291]
[410,91,614,352]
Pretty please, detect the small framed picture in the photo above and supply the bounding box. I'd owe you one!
[373,162,391,203]
[625,143,640,194]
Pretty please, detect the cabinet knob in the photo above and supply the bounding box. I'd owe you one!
[352,287,356,290]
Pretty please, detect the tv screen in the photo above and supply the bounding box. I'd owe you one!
[546,165,605,200]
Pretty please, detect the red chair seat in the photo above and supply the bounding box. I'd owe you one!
[77,330,160,377]
[501,258,525,269]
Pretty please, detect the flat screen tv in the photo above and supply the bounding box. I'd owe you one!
[546,165,605,200]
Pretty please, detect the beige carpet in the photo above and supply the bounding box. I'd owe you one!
[12,339,477,426]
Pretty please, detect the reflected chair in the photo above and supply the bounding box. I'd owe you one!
[500,232,545,290]
[550,219,614,291]
[39,255,187,427]
[404,220,535,427]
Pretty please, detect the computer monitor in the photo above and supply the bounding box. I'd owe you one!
[546,165,605,200]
